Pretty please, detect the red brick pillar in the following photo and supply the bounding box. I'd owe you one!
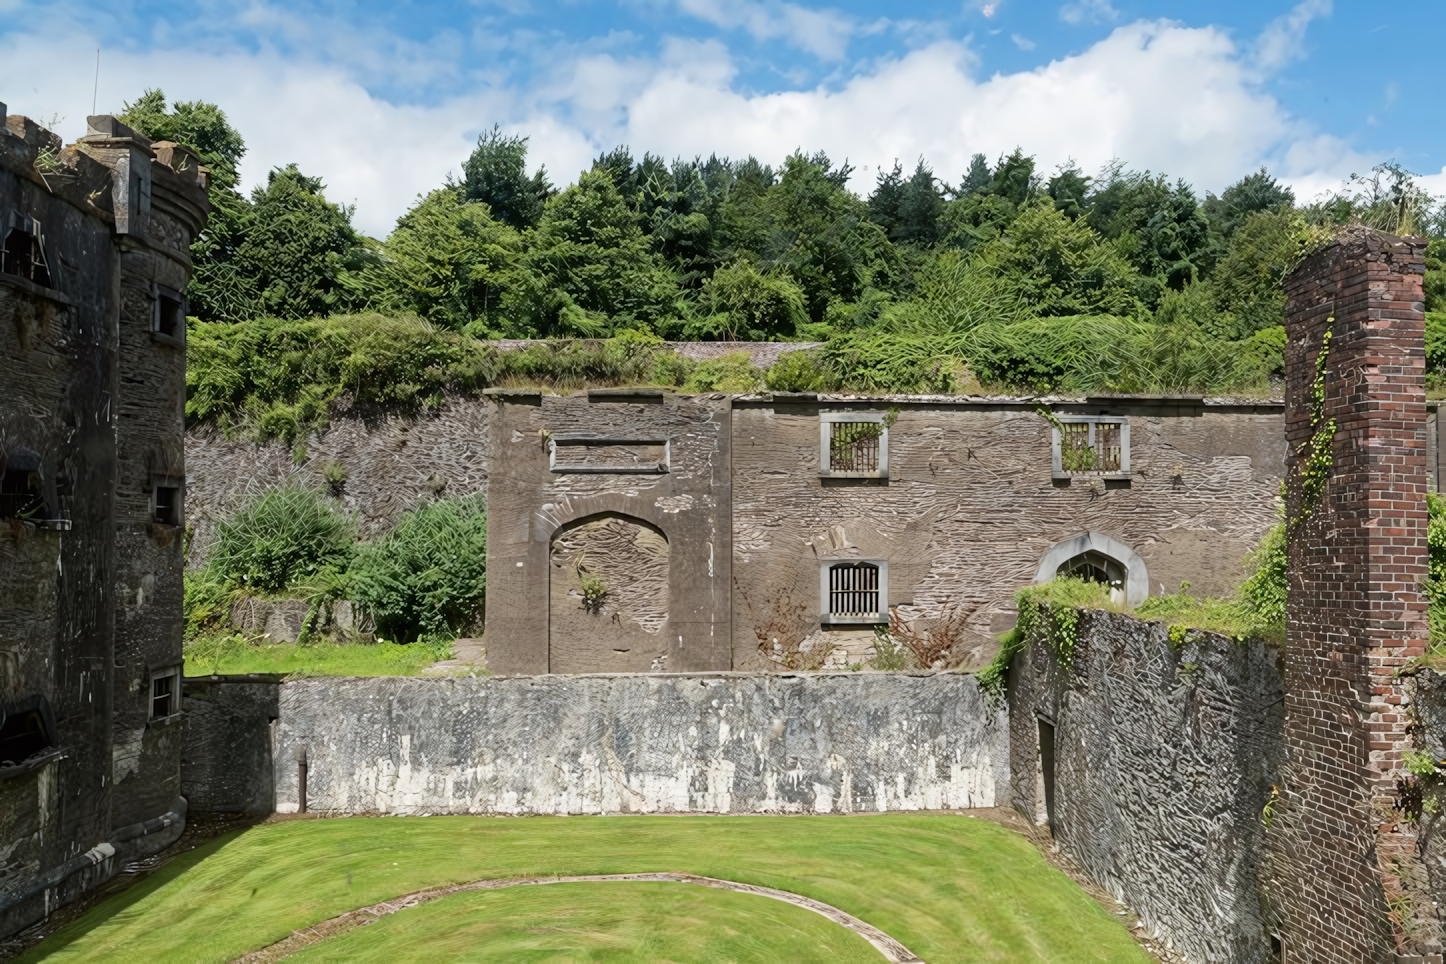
[1270,227,1435,962]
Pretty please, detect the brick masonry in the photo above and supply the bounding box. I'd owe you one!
[1265,227,1436,962]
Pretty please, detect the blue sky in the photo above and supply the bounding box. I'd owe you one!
[0,0,1440,236]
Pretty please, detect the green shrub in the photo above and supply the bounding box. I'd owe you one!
[765,349,832,393]
[348,495,488,642]
[1239,514,1287,629]
[207,487,354,594]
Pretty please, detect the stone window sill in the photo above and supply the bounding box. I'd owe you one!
[0,273,75,307]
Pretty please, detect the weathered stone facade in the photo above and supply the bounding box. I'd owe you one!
[0,106,205,936]
[183,672,1007,817]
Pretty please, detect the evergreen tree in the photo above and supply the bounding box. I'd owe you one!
[461,126,552,231]
[520,169,679,336]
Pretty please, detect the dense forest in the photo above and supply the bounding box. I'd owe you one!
[117,90,1446,438]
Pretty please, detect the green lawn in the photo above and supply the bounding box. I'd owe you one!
[20,814,1153,964]
[182,635,452,678]
[287,881,883,963]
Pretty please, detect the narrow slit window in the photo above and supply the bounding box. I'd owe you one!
[0,697,56,767]
[152,286,185,342]
[821,560,888,624]
[0,448,46,521]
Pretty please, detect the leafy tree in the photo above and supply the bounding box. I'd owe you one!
[519,169,679,335]
[361,189,524,331]
[976,201,1144,317]
[118,89,256,322]
[1426,239,1446,314]
[686,260,808,340]
[236,164,370,320]
[939,150,1038,249]
[761,152,894,323]
[1206,208,1303,339]
[460,126,552,231]
[1088,167,1209,293]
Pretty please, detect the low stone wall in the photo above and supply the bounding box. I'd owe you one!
[184,672,1007,817]
[182,678,280,817]
[1008,609,1285,964]
[1404,668,1446,935]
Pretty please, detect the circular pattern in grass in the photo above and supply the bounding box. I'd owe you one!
[285,880,887,963]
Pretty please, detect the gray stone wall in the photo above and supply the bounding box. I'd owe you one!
[185,672,1007,816]
[732,398,1285,671]
[180,678,279,817]
[184,397,492,567]
[1007,609,1285,964]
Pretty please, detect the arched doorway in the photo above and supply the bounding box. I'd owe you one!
[549,513,670,673]
[1034,532,1148,607]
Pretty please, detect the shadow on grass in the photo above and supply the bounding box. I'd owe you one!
[14,830,249,964]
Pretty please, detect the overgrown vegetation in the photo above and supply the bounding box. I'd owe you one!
[183,487,488,675]
[348,495,488,643]
[116,91,1446,433]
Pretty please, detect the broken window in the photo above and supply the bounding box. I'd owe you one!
[1,214,51,287]
[819,413,890,479]
[151,476,182,526]
[821,560,888,624]
[0,448,46,521]
[150,667,181,720]
[1050,416,1129,479]
[0,696,56,768]
[152,284,185,342]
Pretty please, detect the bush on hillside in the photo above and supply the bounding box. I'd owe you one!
[348,495,488,643]
[207,486,355,594]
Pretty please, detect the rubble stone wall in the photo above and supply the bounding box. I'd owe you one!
[1008,609,1285,964]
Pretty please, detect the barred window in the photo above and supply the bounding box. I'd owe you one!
[1051,416,1129,479]
[819,413,889,479]
[820,560,888,624]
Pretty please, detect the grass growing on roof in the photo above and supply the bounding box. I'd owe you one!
[182,636,452,678]
[286,881,882,964]
[19,814,1152,964]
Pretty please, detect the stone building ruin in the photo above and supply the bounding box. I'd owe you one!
[0,107,207,934]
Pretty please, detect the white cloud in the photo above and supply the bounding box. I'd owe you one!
[675,0,857,60]
[1252,0,1331,73]
[1059,0,1119,26]
[1011,33,1035,51]
[0,16,1386,236]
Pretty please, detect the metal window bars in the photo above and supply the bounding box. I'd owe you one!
[829,562,880,618]
[829,421,882,473]
[1059,420,1122,475]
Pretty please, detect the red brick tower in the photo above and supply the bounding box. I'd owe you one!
[1271,227,1436,962]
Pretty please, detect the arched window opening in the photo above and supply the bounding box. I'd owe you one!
[1057,550,1127,601]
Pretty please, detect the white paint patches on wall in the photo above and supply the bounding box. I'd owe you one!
[270,673,1007,816]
